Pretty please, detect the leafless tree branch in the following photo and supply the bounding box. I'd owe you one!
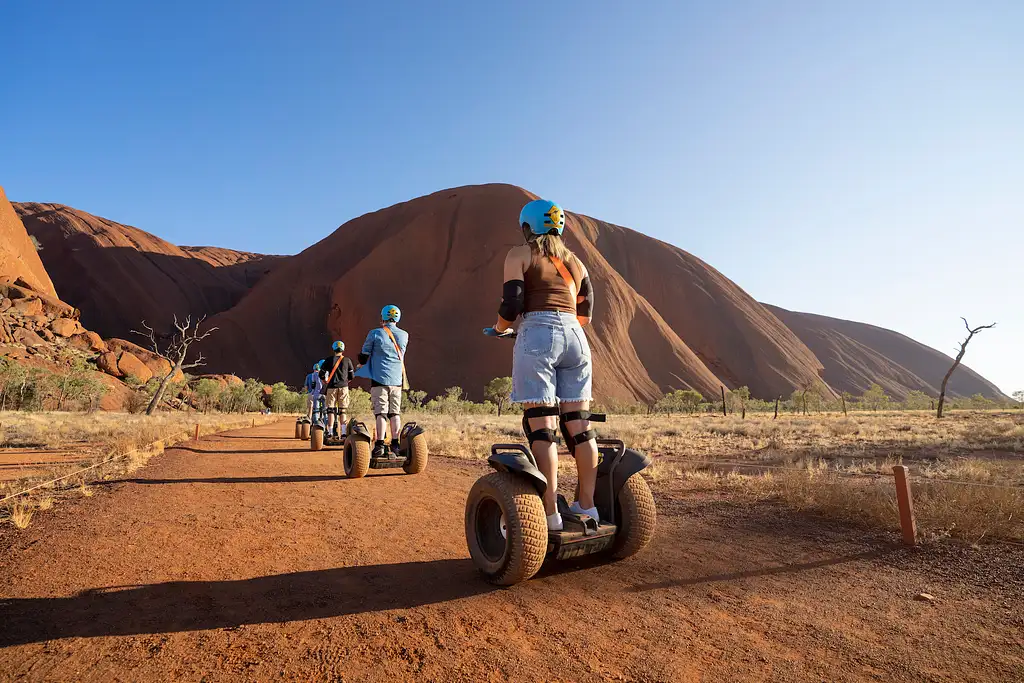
[937,317,997,418]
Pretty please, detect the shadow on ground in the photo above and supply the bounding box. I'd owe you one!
[0,559,493,646]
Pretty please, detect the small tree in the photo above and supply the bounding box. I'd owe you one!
[1011,390,1024,408]
[902,390,931,411]
[405,389,427,410]
[133,314,218,416]
[861,383,890,411]
[937,318,996,418]
[484,377,513,416]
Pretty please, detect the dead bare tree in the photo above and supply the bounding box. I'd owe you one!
[133,314,218,416]
[936,318,995,418]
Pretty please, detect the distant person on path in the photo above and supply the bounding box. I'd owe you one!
[303,361,324,421]
[355,305,409,458]
[483,199,598,532]
[319,341,355,437]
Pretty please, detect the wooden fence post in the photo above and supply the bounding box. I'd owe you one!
[841,394,847,417]
[773,397,779,420]
[194,424,200,441]
[892,465,917,546]
[721,386,727,417]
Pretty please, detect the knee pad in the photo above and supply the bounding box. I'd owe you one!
[326,407,337,416]
[522,406,560,447]
[559,410,606,455]
[387,412,399,419]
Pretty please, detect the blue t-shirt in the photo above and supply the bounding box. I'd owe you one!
[354,324,408,387]
[304,372,323,395]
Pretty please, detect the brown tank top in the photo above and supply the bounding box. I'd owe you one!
[523,250,583,314]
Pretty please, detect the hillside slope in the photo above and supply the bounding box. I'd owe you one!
[197,184,830,402]
[14,203,282,339]
[766,305,1006,399]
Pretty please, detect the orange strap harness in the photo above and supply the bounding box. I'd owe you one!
[325,355,344,385]
[381,325,410,390]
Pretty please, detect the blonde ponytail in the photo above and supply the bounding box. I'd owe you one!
[530,234,573,263]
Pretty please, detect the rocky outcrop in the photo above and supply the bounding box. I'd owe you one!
[0,186,56,298]
[14,202,283,340]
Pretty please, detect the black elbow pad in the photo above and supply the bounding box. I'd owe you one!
[498,279,525,321]
[358,353,369,365]
[577,275,594,318]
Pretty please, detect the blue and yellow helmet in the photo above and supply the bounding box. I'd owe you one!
[313,360,323,371]
[519,199,565,236]
[381,305,401,323]
[331,340,345,353]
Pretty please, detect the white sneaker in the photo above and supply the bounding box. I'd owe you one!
[569,501,600,524]
[546,512,563,531]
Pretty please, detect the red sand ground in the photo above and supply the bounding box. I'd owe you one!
[1,421,1020,682]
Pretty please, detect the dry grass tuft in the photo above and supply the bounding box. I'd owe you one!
[8,503,33,528]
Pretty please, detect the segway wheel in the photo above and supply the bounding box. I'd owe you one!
[611,473,657,559]
[300,422,311,440]
[294,421,302,439]
[344,438,370,479]
[465,472,547,586]
[403,433,428,474]
[310,426,324,451]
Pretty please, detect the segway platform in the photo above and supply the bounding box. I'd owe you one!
[547,495,617,560]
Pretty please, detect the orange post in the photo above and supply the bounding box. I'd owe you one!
[194,423,200,441]
[892,465,917,546]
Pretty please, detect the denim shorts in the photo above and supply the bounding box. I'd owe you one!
[512,311,593,405]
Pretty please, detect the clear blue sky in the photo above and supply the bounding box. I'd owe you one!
[2,1,1021,395]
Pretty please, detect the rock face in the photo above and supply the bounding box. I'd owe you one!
[13,202,283,340]
[197,184,828,402]
[0,186,56,298]
[765,306,1007,400]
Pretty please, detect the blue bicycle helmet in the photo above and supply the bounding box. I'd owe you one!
[519,199,565,236]
[313,360,323,371]
[331,340,345,353]
[381,305,401,323]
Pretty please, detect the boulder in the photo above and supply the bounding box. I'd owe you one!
[68,330,108,354]
[97,351,122,377]
[27,314,50,329]
[13,327,45,347]
[11,297,43,316]
[116,351,153,383]
[93,372,133,411]
[50,318,83,337]
[39,328,55,342]
[0,297,10,312]
[0,343,29,360]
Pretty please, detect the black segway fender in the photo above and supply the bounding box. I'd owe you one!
[346,419,372,443]
[593,439,651,526]
[487,444,547,496]
[399,422,425,454]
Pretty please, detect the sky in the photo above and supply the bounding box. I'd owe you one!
[2,1,1021,394]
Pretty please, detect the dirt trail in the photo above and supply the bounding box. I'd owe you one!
[1,422,1021,682]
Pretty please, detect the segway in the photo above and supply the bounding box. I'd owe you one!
[464,435,656,586]
[341,419,428,478]
[308,395,329,450]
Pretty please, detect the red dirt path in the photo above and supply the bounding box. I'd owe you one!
[1,421,1021,682]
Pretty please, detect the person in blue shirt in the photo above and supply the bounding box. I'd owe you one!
[303,361,324,421]
[354,304,409,458]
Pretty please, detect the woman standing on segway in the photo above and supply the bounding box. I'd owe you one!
[484,199,598,531]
